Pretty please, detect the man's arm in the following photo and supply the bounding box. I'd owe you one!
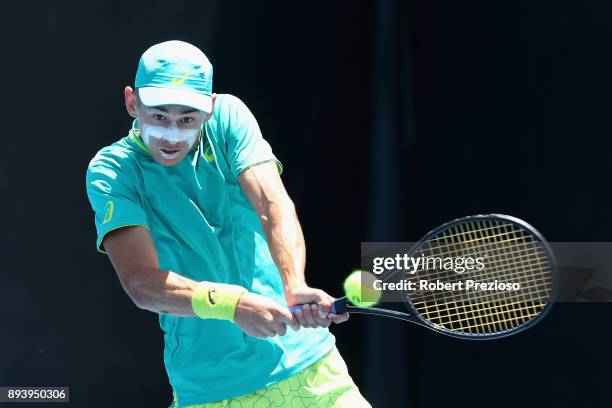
[102,225,298,337]
[238,162,349,328]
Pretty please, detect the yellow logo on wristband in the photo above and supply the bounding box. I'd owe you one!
[192,282,246,322]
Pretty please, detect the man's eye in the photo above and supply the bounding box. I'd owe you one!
[153,114,166,121]
[182,117,194,124]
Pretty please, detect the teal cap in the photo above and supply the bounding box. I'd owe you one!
[135,40,213,114]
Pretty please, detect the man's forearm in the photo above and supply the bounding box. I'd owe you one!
[104,226,246,319]
[263,199,307,291]
[125,267,246,321]
[126,267,199,316]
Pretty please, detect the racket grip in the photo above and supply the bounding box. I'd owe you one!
[290,303,337,315]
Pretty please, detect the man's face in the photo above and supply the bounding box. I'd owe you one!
[134,96,209,166]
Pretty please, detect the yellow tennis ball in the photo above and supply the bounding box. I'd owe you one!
[343,270,381,307]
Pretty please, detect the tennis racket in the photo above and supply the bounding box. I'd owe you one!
[292,214,556,340]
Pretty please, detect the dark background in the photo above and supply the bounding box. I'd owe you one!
[1,0,610,407]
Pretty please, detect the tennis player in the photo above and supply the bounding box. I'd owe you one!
[85,40,371,408]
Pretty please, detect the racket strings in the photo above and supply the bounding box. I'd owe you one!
[405,220,553,336]
[409,240,552,303]
[429,221,549,334]
[446,222,548,333]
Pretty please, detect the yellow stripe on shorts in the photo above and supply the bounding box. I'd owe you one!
[175,347,371,408]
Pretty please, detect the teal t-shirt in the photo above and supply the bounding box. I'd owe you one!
[85,94,335,406]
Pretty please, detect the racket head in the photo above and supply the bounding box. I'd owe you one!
[400,214,556,340]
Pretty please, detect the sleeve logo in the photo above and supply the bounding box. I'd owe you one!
[102,200,115,224]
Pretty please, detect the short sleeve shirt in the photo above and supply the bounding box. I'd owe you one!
[85,94,335,406]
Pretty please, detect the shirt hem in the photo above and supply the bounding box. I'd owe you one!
[235,158,283,177]
[96,223,149,253]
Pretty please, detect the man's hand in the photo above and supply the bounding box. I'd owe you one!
[285,286,350,328]
[234,292,300,338]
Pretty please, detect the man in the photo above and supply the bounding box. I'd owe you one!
[85,40,371,407]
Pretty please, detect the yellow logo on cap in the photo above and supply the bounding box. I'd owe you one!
[102,201,114,224]
[170,70,189,86]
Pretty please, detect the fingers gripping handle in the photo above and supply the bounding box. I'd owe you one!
[289,304,337,314]
[289,296,349,315]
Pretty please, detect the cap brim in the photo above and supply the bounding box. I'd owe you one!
[138,87,213,114]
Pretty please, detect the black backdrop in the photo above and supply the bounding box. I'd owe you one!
[1,1,611,407]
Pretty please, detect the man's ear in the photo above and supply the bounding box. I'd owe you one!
[203,93,217,121]
[124,86,138,118]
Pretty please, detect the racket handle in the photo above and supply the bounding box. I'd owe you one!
[289,297,349,315]
[289,303,337,314]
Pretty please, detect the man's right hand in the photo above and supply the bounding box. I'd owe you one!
[234,292,300,338]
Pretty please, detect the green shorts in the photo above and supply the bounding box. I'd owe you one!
[172,346,371,408]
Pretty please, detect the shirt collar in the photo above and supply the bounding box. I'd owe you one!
[128,119,150,155]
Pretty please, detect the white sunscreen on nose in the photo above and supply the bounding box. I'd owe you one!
[141,122,199,147]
